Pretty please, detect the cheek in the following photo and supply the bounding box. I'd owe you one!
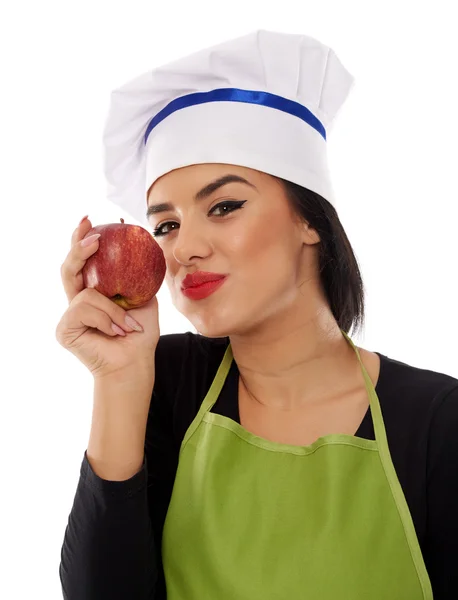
[226,214,274,258]
[230,215,295,278]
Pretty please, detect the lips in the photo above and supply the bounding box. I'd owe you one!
[181,271,226,289]
[181,277,227,300]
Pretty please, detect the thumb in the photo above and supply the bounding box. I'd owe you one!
[126,295,160,333]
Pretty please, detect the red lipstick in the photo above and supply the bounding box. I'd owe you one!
[181,271,227,300]
[181,271,226,289]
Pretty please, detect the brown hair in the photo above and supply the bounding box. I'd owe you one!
[277,177,366,337]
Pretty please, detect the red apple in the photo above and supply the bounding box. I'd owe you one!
[82,218,166,309]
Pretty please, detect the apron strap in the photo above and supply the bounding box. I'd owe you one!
[180,343,234,453]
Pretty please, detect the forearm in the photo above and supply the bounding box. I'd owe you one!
[87,373,155,481]
[60,451,157,600]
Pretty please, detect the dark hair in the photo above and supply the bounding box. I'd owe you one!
[276,177,366,337]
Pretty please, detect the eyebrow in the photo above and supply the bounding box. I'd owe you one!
[146,174,257,220]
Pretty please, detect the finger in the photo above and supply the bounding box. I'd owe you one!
[72,288,140,334]
[56,302,121,349]
[124,295,158,329]
[70,215,93,248]
[60,232,101,304]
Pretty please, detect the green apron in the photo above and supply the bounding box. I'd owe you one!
[162,330,433,599]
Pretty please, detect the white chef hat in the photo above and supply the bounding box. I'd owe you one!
[102,29,355,229]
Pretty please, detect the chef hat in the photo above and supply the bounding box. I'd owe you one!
[102,29,355,229]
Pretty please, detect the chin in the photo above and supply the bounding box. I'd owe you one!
[186,308,237,338]
[190,311,264,339]
[192,321,232,339]
[177,290,269,339]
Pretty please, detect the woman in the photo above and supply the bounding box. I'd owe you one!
[58,30,458,599]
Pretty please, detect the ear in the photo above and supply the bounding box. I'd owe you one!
[302,222,321,245]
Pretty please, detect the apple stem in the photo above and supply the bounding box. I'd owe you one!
[120,218,124,224]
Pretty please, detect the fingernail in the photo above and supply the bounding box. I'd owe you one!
[125,314,143,332]
[79,215,89,226]
[81,233,101,247]
[111,323,126,336]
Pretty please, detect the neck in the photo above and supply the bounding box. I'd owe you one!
[229,291,360,411]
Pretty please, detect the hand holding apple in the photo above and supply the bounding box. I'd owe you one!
[82,218,166,309]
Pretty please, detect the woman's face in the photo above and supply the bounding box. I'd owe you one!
[146,163,320,338]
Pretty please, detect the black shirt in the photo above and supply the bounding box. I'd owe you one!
[59,332,458,599]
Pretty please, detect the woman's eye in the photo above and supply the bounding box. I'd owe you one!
[152,200,246,238]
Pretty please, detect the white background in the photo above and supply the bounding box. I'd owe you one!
[1,0,457,597]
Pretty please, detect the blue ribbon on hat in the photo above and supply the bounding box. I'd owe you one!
[144,87,326,145]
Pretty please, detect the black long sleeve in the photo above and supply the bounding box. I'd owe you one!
[59,452,158,599]
[423,384,458,598]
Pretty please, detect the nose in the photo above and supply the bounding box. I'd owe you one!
[172,218,212,265]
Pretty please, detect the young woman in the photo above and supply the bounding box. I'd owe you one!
[57,30,458,599]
